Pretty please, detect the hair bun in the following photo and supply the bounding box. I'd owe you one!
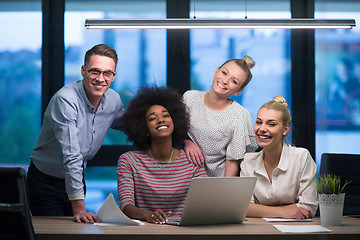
[243,55,255,69]
[272,95,288,108]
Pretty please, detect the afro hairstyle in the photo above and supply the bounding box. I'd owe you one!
[120,86,190,150]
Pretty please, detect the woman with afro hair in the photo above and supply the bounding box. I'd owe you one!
[117,86,206,224]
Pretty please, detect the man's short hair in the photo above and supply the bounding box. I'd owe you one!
[84,44,118,67]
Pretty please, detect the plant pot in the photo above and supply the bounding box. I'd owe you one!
[318,193,345,226]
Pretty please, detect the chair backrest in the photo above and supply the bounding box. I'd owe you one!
[0,167,36,240]
[320,153,360,216]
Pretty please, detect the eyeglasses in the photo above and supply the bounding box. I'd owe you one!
[85,65,115,81]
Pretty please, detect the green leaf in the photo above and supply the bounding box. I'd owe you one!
[316,173,352,194]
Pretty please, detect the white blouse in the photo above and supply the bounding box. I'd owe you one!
[240,144,318,216]
[183,90,258,177]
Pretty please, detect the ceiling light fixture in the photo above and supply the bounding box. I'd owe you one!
[85,18,356,30]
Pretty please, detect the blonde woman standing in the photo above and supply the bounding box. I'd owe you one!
[183,56,258,177]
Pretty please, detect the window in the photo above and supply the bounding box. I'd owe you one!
[190,0,291,128]
[315,0,360,168]
[65,0,166,213]
[0,1,42,168]
[3,0,358,214]
[65,0,167,146]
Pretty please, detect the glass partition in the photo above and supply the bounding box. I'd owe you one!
[315,0,360,169]
[0,1,42,168]
[65,0,167,146]
[65,0,166,213]
[190,0,291,127]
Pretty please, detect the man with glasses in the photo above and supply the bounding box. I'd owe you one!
[27,44,124,223]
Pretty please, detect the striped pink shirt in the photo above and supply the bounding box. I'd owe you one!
[117,150,206,217]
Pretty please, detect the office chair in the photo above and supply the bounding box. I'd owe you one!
[319,153,360,217]
[0,167,36,240]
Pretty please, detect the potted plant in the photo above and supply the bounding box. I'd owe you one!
[316,173,351,226]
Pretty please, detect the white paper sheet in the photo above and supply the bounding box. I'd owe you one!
[263,218,313,222]
[95,193,144,226]
[94,220,143,226]
[273,224,332,233]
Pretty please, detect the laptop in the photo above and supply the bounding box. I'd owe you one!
[166,176,256,226]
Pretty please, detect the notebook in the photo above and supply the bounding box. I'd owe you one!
[166,176,256,226]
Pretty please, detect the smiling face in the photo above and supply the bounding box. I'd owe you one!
[211,61,247,98]
[81,54,117,108]
[145,105,174,140]
[254,108,290,150]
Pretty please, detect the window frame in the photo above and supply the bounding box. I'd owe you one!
[42,0,316,166]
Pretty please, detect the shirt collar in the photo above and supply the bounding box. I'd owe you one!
[254,152,268,177]
[253,143,290,175]
[276,143,290,172]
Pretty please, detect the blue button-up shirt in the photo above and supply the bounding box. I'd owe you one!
[30,80,124,200]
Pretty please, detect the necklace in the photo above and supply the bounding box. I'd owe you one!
[148,148,174,172]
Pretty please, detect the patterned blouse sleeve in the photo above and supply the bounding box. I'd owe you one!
[226,109,257,160]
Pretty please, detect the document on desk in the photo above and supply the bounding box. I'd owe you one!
[273,225,331,233]
[263,218,313,222]
[95,193,144,226]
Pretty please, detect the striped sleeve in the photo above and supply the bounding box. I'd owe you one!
[117,152,135,210]
[194,164,207,178]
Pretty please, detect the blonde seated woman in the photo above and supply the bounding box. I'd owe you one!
[240,96,318,219]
